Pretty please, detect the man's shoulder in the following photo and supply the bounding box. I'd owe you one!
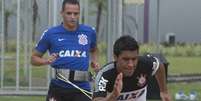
[79,24,95,32]
[100,62,115,72]
[138,54,156,63]
[45,25,64,34]
[137,54,159,74]
[136,55,153,70]
[96,62,116,77]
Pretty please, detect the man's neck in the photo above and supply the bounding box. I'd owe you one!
[63,24,77,31]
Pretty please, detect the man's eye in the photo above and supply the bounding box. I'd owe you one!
[67,12,72,15]
[123,58,129,61]
[66,12,79,15]
[74,13,78,15]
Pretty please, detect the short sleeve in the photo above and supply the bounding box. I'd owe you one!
[35,29,50,54]
[93,72,109,98]
[145,54,160,76]
[90,27,97,49]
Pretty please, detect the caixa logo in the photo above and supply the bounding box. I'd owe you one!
[59,50,86,57]
[117,89,145,100]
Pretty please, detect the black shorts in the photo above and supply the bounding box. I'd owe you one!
[46,83,91,101]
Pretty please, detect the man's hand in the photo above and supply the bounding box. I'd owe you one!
[31,50,59,66]
[160,92,172,101]
[45,53,59,64]
[91,61,100,73]
[111,73,123,98]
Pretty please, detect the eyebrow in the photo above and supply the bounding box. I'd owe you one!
[66,12,79,14]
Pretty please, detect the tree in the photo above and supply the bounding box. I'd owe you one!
[89,0,107,34]
[32,0,38,41]
[2,1,15,52]
[4,10,14,51]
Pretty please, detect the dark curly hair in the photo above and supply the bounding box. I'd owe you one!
[113,35,139,57]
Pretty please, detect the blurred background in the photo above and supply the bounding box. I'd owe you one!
[0,0,201,100]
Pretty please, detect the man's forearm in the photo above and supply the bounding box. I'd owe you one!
[31,55,49,66]
[90,47,99,62]
[155,63,168,92]
[93,92,118,101]
[155,64,172,101]
[106,93,118,101]
[93,95,117,101]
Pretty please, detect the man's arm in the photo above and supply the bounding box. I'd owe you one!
[155,63,172,101]
[93,73,123,101]
[93,94,117,101]
[31,50,58,66]
[90,47,100,72]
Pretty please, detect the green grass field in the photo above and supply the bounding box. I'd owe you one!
[167,56,201,75]
[0,96,45,101]
[0,56,201,100]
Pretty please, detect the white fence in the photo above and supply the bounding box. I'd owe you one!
[0,0,143,95]
[0,0,69,95]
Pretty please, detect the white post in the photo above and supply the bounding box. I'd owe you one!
[135,4,138,41]
[53,0,58,26]
[107,0,112,62]
[156,0,161,53]
[28,0,33,90]
[16,0,21,91]
[107,0,123,62]
[1,0,5,89]
[23,0,28,83]
[79,0,83,23]
[47,0,52,87]
[118,0,123,38]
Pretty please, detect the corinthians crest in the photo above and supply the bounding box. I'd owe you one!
[137,74,147,87]
[78,34,88,45]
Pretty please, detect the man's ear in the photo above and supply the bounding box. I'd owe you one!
[113,54,117,61]
[60,10,63,15]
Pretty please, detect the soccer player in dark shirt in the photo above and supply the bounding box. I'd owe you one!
[93,35,171,101]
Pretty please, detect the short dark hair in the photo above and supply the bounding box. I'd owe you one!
[113,35,139,57]
[62,0,80,11]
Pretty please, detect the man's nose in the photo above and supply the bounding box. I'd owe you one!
[70,14,76,18]
[127,60,134,68]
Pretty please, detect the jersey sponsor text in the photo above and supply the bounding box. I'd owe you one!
[117,87,146,101]
[59,50,86,57]
[98,77,108,91]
